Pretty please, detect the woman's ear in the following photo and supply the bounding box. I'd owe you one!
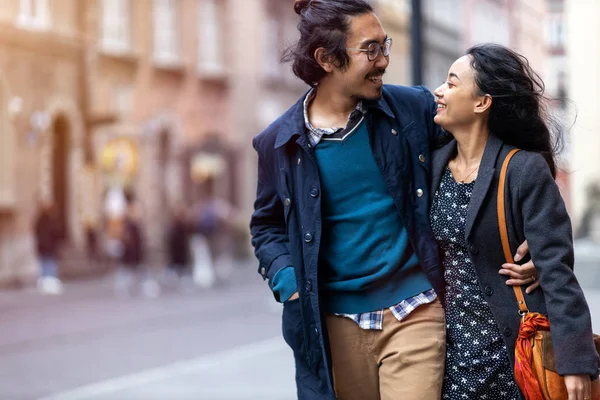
[314,48,334,73]
[474,94,492,114]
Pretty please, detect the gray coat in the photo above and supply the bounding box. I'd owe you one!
[431,134,599,377]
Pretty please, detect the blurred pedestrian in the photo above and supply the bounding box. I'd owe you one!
[33,201,63,295]
[84,218,98,264]
[103,186,126,268]
[165,203,192,288]
[196,176,236,284]
[114,190,160,298]
[189,152,238,289]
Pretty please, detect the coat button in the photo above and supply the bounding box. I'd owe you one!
[314,327,320,338]
[260,267,266,276]
[503,327,512,337]
[416,188,424,197]
[391,128,398,136]
[304,233,313,243]
[469,244,479,254]
[484,286,493,296]
[310,187,319,198]
[305,280,313,292]
[419,154,426,163]
[284,198,291,207]
[297,158,301,165]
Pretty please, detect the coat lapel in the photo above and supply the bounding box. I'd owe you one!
[430,140,456,199]
[464,134,504,239]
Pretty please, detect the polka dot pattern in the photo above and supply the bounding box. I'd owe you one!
[431,168,521,400]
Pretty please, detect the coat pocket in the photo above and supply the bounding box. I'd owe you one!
[282,298,306,357]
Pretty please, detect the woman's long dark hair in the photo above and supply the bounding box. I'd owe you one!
[466,43,563,177]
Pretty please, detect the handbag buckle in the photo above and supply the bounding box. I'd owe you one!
[518,309,529,323]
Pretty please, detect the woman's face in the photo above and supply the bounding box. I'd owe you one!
[433,55,484,132]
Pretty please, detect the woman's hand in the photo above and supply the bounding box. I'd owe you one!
[499,240,541,294]
[564,374,591,400]
[591,377,600,400]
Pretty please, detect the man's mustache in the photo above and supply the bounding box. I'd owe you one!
[366,69,386,79]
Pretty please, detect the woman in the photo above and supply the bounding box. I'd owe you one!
[430,43,598,400]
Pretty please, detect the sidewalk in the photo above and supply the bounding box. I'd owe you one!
[0,256,297,400]
[39,337,296,400]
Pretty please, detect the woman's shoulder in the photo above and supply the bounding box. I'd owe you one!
[503,148,549,172]
[501,147,555,190]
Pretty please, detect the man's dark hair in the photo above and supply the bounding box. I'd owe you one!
[282,0,374,87]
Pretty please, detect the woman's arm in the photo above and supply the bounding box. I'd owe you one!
[517,152,598,377]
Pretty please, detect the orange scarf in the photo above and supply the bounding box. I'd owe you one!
[514,312,551,400]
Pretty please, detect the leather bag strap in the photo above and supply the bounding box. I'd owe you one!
[497,148,529,314]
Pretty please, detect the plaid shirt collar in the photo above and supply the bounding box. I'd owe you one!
[335,289,438,330]
[303,88,367,147]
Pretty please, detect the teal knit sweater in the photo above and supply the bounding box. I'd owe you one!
[314,119,432,313]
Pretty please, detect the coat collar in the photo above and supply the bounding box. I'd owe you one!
[274,88,396,149]
[431,134,505,239]
[364,94,395,119]
[430,139,457,198]
[274,93,307,149]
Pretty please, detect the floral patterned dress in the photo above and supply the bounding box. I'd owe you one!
[430,167,521,400]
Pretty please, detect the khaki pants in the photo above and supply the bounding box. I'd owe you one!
[325,299,446,400]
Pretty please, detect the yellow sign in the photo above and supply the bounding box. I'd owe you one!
[191,152,226,182]
[100,138,139,179]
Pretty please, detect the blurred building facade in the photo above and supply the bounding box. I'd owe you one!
[0,0,308,286]
[565,0,600,233]
[234,0,307,224]
[543,0,570,209]
[375,0,547,90]
[0,0,86,285]
[373,0,411,85]
[86,0,236,264]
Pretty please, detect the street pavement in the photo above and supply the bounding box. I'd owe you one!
[1,246,599,400]
[0,260,296,400]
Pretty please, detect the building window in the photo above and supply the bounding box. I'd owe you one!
[197,0,225,77]
[101,0,131,53]
[263,16,283,80]
[263,0,298,83]
[153,0,180,64]
[424,0,462,31]
[17,0,51,30]
[547,14,565,48]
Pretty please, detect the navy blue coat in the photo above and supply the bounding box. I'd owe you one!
[250,85,444,399]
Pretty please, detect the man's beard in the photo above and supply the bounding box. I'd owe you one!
[356,90,383,102]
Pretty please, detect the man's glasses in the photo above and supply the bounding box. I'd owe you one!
[346,38,393,61]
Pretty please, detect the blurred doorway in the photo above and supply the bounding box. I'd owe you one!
[51,116,70,241]
[158,129,171,215]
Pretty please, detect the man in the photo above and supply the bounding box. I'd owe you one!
[250,1,537,399]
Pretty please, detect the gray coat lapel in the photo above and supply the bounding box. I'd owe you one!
[430,140,457,200]
[464,134,504,239]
